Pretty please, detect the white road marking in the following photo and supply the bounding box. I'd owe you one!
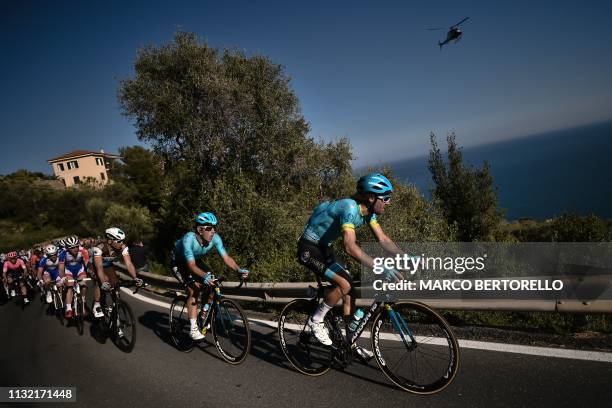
[123,289,612,363]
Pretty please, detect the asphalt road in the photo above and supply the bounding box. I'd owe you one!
[1,292,611,408]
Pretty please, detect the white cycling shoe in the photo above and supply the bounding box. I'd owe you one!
[190,328,205,341]
[307,317,332,346]
[46,292,53,304]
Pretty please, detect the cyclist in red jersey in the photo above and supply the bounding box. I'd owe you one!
[3,251,29,304]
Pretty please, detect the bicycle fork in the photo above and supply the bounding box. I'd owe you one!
[386,305,417,350]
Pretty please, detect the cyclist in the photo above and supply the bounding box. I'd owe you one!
[92,227,143,319]
[297,173,403,359]
[59,236,90,319]
[3,251,29,304]
[173,212,249,341]
[38,244,62,304]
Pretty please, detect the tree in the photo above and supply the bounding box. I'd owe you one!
[113,146,165,213]
[118,31,355,276]
[428,133,503,241]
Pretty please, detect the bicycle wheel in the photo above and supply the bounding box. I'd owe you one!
[169,295,194,352]
[75,296,84,336]
[53,291,64,326]
[371,301,460,394]
[210,299,251,364]
[278,299,333,376]
[112,299,137,353]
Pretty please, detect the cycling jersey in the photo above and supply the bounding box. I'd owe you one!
[301,198,378,247]
[59,247,89,276]
[92,243,129,268]
[29,254,40,269]
[38,256,61,280]
[174,231,227,263]
[3,259,26,274]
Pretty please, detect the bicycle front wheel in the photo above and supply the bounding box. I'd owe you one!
[210,299,251,364]
[169,295,194,352]
[278,299,333,376]
[371,301,460,394]
[75,296,84,336]
[112,299,137,353]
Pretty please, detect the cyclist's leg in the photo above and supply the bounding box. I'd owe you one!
[178,264,204,339]
[18,273,28,298]
[64,270,75,316]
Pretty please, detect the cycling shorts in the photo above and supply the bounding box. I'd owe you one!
[296,238,353,288]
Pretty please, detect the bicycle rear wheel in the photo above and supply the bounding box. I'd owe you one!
[278,299,333,376]
[112,299,137,353]
[371,301,460,394]
[169,295,194,352]
[210,299,251,364]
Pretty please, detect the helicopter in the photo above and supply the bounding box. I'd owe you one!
[428,17,470,49]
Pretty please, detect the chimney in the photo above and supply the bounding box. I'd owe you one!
[100,149,105,154]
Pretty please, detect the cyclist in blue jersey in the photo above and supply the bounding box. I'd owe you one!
[297,173,403,359]
[173,212,249,340]
[37,244,62,304]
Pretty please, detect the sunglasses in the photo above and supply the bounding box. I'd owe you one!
[201,225,216,232]
[378,195,391,204]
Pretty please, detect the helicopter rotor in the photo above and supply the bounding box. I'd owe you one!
[450,17,469,29]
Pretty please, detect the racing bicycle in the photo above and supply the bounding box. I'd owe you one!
[168,267,251,364]
[278,277,460,394]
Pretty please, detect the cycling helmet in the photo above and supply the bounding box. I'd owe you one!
[44,245,58,256]
[7,251,17,258]
[65,236,80,248]
[195,212,218,226]
[105,227,126,242]
[356,173,394,196]
[57,238,66,248]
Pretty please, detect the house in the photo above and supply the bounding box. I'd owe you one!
[47,149,120,187]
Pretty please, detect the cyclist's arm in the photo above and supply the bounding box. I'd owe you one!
[220,254,240,272]
[370,223,403,255]
[213,235,240,272]
[93,253,107,283]
[121,252,138,280]
[342,228,375,269]
[37,266,43,281]
[58,262,66,278]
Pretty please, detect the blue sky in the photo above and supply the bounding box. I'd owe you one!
[1,0,611,174]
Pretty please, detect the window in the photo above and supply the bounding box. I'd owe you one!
[67,160,79,170]
[57,163,65,172]
[61,178,66,187]
[73,176,80,184]
[96,157,104,166]
[100,172,106,180]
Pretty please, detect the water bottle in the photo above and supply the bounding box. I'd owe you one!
[348,309,365,334]
[200,303,211,335]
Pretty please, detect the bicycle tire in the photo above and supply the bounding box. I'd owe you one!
[75,296,84,336]
[169,295,194,352]
[210,299,251,364]
[371,301,460,394]
[112,299,137,353]
[53,291,64,326]
[278,299,333,376]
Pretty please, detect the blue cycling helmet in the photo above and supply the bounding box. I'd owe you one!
[195,212,218,226]
[356,173,394,195]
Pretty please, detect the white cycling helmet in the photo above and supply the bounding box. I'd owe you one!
[65,236,80,248]
[105,227,126,242]
[44,244,58,256]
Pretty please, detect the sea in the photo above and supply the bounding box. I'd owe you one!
[370,120,612,221]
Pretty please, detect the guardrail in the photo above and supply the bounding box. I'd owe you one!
[114,263,612,313]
